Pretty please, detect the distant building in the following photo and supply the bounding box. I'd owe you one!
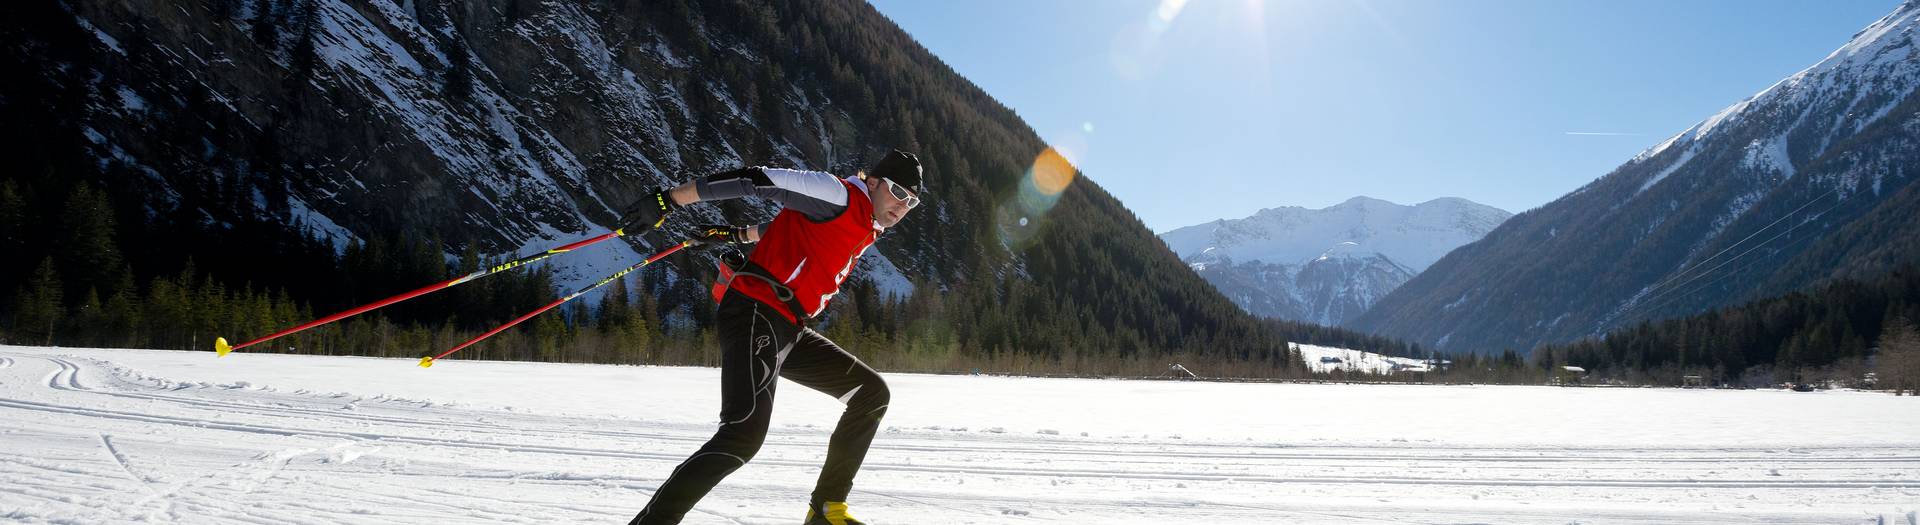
[1553,365,1587,386]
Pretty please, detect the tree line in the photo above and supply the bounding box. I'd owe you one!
[1528,265,1920,392]
[1,171,1390,379]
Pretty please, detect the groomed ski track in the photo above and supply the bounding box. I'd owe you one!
[1,346,1914,524]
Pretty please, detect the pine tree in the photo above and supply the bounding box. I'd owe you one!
[57,183,123,302]
[103,268,142,348]
[252,0,281,52]
[11,258,64,345]
[70,288,105,346]
[636,284,663,360]
[0,180,26,262]
[598,275,631,332]
[242,286,276,352]
[443,42,473,100]
[144,269,187,348]
[533,310,566,362]
[192,274,228,352]
[289,0,320,79]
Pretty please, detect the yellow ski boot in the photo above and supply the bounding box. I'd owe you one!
[803,501,866,525]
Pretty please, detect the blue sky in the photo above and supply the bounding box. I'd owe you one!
[865,0,1904,232]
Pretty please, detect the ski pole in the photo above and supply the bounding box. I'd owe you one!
[215,229,630,357]
[418,240,690,368]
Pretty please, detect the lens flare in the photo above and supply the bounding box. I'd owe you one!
[1111,0,1190,79]
[997,147,1083,248]
[1030,147,1077,196]
[1151,0,1189,32]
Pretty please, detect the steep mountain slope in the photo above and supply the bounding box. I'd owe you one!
[1159,197,1510,325]
[1350,0,1920,353]
[2,0,1293,362]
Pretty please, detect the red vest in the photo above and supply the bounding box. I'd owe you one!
[734,178,880,323]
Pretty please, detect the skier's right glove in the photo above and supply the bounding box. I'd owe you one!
[618,189,682,235]
[688,225,751,248]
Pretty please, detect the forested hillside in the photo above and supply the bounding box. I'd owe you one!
[1,0,1406,376]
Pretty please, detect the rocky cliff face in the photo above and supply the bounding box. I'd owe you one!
[54,0,924,292]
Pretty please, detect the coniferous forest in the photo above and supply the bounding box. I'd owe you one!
[0,169,1374,379]
[8,160,1918,390]
[1528,265,1920,391]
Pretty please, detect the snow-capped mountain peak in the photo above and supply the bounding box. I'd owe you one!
[1634,0,1919,165]
[1159,197,1510,325]
[1161,196,1511,272]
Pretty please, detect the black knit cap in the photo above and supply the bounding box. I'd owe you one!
[870,150,924,194]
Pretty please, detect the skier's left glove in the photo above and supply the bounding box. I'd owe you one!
[618,189,682,235]
[688,225,752,248]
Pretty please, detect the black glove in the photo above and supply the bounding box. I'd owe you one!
[688,225,751,248]
[618,190,682,234]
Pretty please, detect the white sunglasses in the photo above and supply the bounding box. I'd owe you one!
[885,179,921,209]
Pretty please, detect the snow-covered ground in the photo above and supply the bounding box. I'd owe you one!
[1294,343,1438,374]
[2,345,1916,524]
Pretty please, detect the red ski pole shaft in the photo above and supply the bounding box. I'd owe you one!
[216,230,629,356]
[419,241,689,368]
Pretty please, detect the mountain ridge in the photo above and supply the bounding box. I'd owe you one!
[1159,196,1510,325]
[1349,0,1920,353]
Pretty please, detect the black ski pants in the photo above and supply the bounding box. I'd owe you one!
[630,292,890,525]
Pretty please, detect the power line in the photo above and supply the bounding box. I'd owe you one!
[1640,188,1838,299]
[1632,219,1827,324]
[1627,195,1847,324]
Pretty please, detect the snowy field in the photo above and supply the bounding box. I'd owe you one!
[1294,344,1437,374]
[1,345,1916,524]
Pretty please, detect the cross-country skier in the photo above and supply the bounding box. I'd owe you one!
[620,151,925,525]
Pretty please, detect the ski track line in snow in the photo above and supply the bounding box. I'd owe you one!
[8,353,1919,490]
[23,353,1920,461]
[30,355,1920,470]
[97,432,199,521]
[3,349,1917,524]
[96,433,159,495]
[13,377,1917,490]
